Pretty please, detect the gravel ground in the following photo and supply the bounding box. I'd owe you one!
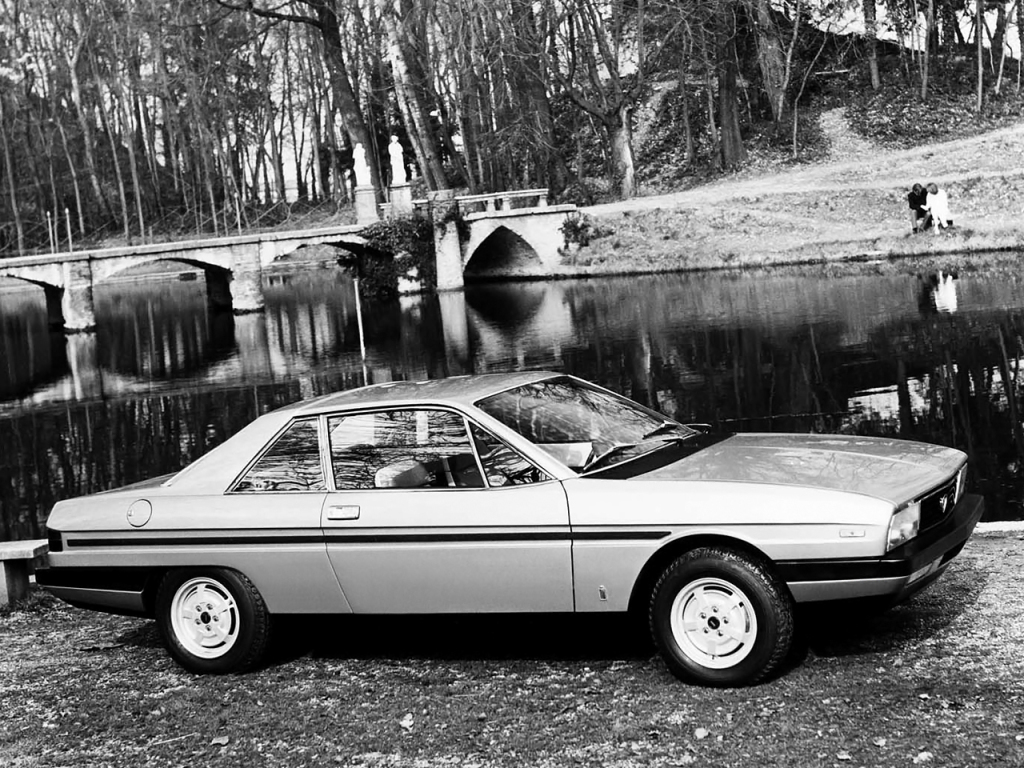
[2,525,1022,767]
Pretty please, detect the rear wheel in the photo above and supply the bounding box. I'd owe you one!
[649,547,794,686]
[156,568,270,674]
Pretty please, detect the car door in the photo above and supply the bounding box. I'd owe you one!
[319,407,574,613]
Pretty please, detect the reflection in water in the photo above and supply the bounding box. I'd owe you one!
[3,267,1024,540]
[918,271,959,315]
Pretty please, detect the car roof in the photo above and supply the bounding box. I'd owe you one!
[288,371,563,415]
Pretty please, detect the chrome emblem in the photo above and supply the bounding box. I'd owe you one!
[939,492,951,516]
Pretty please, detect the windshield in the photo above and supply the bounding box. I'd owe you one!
[475,377,697,472]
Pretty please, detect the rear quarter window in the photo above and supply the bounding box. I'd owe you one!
[232,418,326,493]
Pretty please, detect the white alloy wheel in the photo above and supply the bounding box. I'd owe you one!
[169,576,241,659]
[669,576,757,669]
[156,567,270,673]
[649,547,794,686]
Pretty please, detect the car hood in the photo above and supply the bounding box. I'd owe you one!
[641,433,964,505]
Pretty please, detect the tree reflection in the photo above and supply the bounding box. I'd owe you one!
[5,270,1024,540]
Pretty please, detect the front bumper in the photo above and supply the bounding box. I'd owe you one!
[778,492,984,604]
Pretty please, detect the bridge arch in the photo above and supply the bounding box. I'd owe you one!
[449,205,576,287]
[464,225,544,277]
[94,256,236,311]
[0,272,66,329]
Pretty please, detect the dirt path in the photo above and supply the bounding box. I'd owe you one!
[586,122,1024,214]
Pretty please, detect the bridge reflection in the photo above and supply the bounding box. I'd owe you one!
[0,272,582,408]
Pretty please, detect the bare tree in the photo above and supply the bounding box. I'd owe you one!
[543,0,647,197]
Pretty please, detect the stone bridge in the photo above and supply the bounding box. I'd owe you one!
[0,226,367,332]
[429,189,578,290]
[0,189,577,332]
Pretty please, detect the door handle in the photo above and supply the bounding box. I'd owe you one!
[326,505,360,521]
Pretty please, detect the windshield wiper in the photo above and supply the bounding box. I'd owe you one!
[583,424,695,473]
[582,442,640,473]
[642,421,694,441]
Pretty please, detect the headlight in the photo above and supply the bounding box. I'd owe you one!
[887,503,921,551]
[955,465,967,502]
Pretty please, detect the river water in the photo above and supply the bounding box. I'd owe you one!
[3,265,1024,541]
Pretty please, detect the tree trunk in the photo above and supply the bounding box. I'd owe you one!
[256,48,287,202]
[309,0,383,198]
[921,0,933,100]
[977,0,985,111]
[1018,0,1024,91]
[864,0,881,89]
[678,57,694,165]
[90,54,133,241]
[717,13,746,169]
[381,2,445,190]
[992,2,1008,66]
[393,0,450,189]
[455,63,481,192]
[110,39,147,239]
[0,96,25,254]
[509,0,569,193]
[55,120,86,234]
[606,105,635,198]
[939,2,962,51]
[67,41,113,222]
[752,0,788,124]
[23,113,50,217]
[154,41,181,198]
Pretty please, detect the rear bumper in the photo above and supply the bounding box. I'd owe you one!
[35,566,151,617]
[779,493,984,603]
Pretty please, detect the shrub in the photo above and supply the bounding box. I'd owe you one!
[358,216,436,297]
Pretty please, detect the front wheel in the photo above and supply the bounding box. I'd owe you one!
[649,547,794,686]
[156,568,271,674]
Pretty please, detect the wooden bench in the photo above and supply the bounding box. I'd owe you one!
[0,539,48,607]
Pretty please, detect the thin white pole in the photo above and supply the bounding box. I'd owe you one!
[65,207,73,253]
[353,276,368,383]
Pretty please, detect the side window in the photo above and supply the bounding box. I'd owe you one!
[470,423,551,487]
[328,409,485,490]
[233,418,326,493]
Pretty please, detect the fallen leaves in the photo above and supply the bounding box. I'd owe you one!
[4,562,1024,768]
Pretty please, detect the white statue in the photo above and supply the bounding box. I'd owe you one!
[388,135,407,185]
[352,142,369,187]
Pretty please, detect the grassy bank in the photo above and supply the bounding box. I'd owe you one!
[571,122,1024,277]
[2,528,1023,767]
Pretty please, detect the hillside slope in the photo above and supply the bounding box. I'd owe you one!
[578,113,1024,271]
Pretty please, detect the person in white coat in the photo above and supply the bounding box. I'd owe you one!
[924,183,953,230]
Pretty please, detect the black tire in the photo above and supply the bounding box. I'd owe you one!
[649,547,794,687]
[155,568,271,674]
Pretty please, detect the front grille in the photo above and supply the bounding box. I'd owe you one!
[919,477,959,531]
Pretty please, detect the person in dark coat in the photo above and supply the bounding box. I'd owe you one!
[907,183,930,233]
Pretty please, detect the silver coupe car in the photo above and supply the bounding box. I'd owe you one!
[38,372,983,686]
